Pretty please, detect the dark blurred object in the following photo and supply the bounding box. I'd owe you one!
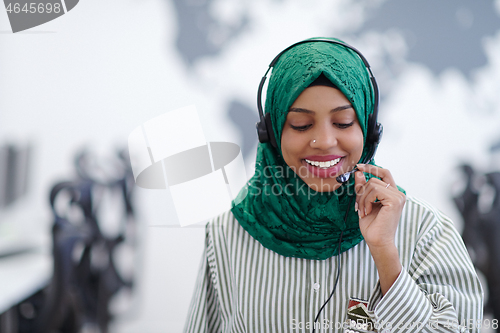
[0,143,32,209]
[453,163,500,321]
[18,149,137,333]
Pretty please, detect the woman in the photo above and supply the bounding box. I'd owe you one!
[184,38,483,333]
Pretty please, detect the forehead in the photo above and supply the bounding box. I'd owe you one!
[290,86,353,111]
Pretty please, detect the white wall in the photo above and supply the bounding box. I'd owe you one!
[1,0,500,332]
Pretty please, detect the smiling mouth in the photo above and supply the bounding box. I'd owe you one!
[304,157,342,169]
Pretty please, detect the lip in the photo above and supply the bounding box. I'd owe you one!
[302,156,345,178]
[304,154,343,162]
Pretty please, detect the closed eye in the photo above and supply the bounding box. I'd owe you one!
[335,121,355,129]
[290,124,311,131]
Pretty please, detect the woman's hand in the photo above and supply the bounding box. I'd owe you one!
[354,163,406,295]
[354,164,406,249]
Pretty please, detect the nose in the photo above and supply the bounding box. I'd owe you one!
[310,124,338,149]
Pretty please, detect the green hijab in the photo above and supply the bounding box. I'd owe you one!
[231,38,396,260]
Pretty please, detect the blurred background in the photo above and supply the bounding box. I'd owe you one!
[1,0,500,332]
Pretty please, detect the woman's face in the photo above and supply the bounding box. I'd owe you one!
[281,85,364,192]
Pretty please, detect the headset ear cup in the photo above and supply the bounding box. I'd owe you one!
[256,118,269,143]
[265,113,278,148]
[362,116,382,165]
[374,123,383,144]
[367,114,382,145]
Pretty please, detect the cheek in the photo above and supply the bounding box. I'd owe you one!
[345,128,364,158]
[280,130,304,163]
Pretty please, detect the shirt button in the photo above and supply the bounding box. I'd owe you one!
[313,283,320,291]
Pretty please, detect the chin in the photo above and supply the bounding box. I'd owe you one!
[305,179,342,193]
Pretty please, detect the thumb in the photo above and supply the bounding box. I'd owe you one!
[354,170,366,194]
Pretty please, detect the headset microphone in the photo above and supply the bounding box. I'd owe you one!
[336,169,357,184]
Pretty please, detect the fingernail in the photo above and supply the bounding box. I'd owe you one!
[358,210,362,219]
[364,208,367,216]
[355,202,359,212]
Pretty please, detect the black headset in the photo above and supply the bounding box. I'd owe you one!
[255,38,383,161]
[254,40,383,328]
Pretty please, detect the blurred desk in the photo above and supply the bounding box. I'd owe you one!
[0,250,51,327]
[0,199,52,313]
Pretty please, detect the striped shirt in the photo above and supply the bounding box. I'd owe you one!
[184,196,483,333]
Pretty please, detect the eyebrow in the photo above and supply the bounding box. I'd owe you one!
[288,105,353,114]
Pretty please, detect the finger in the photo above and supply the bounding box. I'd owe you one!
[360,178,395,217]
[354,170,367,193]
[356,164,397,188]
[362,184,385,216]
[354,171,367,215]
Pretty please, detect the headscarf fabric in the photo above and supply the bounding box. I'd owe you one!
[231,38,385,260]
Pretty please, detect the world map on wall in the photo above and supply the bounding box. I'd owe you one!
[170,0,500,161]
[363,0,500,77]
[173,0,500,76]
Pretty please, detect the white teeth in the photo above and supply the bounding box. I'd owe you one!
[305,158,341,168]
